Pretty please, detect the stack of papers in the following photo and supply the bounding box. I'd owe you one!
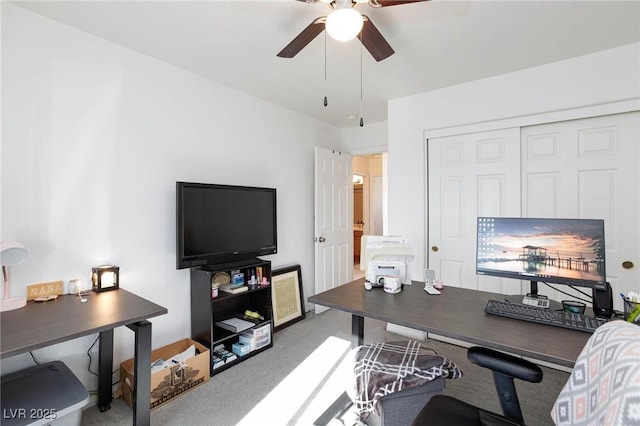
[150,344,195,373]
[215,317,255,333]
[219,285,248,294]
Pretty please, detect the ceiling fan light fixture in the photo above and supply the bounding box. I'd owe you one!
[326,8,364,42]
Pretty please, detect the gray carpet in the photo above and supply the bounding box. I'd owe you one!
[81,308,569,426]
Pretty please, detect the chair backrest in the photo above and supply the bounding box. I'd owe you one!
[551,321,640,425]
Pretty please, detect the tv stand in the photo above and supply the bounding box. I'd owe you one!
[504,280,563,310]
[190,258,273,376]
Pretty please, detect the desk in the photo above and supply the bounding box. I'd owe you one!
[1,289,167,426]
[309,278,592,368]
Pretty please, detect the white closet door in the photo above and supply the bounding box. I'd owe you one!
[427,128,521,292]
[521,112,640,311]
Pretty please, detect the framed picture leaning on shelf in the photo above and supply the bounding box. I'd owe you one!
[271,264,305,332]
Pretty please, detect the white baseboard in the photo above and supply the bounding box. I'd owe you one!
[384,326,573,373]
[426,332,572,373]
[426,333,473,349]
[521,356,572,373]
[385,323,426,340]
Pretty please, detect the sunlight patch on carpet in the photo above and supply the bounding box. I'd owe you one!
[237,336,352,425]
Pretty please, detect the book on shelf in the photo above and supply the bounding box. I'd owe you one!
[219,284,248,294]
[215,317,255,333]
[212,356,224,369]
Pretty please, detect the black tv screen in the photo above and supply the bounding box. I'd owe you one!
[176,182,277,269]
[476,217,606,290]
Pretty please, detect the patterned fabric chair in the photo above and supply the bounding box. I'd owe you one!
[551,320,640,425]
[411,320,640,426]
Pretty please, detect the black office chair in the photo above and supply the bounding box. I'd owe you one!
[411,346,542,426]
[412,320,640,426]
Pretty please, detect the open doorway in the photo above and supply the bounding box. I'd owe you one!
[352,153,386,279]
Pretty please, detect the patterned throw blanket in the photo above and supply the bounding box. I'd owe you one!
[351,340,464,420]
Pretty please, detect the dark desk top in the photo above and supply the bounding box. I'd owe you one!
[1,288,168,359]
[309,279,591,367]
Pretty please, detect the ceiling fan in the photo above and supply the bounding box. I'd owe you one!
[277,0,428,62]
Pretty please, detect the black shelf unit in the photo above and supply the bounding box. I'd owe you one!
[190,258,273,376]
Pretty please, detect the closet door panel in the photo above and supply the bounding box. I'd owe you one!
[521,112,639,310]
[427,129,521,292]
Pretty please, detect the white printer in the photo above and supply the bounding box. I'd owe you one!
[360,235,414,286]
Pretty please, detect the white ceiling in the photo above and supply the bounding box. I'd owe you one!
[12,0,640,128]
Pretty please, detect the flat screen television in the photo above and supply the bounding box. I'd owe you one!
[476,217,607,293]
[176,182,277,269]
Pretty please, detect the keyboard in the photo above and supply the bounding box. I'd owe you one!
[484,299,608,333]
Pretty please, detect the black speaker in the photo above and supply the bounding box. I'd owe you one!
[592,282,613,319]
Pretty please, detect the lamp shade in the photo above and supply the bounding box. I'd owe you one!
[1,241,28,312]
[0,242,29,266]
[326,8,364,42]
[92,265,119,292]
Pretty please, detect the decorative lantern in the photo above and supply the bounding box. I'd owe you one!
[92,265,119,292]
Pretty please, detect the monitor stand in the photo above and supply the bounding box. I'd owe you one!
[503,280,563,310]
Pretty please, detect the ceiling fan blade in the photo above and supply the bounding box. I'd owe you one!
[358,17,394,62]
[369,0,428,7]
[277,17,326,58]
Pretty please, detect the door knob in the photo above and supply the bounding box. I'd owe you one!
[431,246,439,252]
[622,261,634,269]
[318,237,326,243]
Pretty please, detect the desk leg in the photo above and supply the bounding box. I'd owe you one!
[98,329,114,412]
[351,314,364,348]
[127,320,152,426]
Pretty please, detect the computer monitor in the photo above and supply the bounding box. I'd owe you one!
[476,217,607,299]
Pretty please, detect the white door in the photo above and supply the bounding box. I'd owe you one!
[427,128,521,292]
[314,147,353,314]
[521,112,640,311]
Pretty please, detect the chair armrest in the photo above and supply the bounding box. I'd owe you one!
[468,347,542,383]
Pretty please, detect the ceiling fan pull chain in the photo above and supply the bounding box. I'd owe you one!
[360,31,364,127]
[323,31,328,107]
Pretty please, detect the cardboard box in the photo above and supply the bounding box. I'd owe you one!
[120,338,210,410]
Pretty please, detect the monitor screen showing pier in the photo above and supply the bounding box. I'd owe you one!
[476,217,606,289]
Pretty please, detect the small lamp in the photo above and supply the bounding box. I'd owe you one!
[1,241,29,312]
[92,265,119,292]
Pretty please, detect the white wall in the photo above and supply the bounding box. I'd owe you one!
[388,43,640,279]
[1,3,341,385]
[341,120,388,155]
